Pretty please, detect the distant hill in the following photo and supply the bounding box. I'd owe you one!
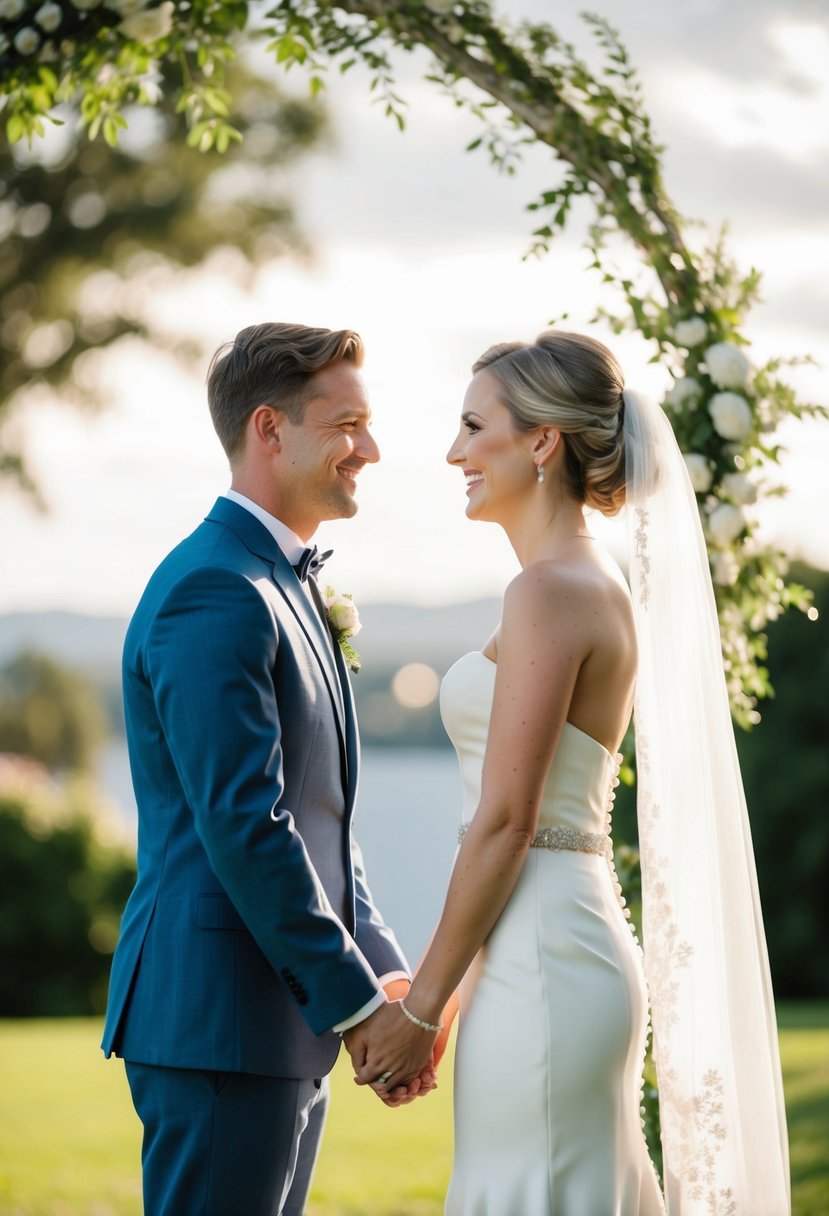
[0,612,129,676]
[0,599,503,678]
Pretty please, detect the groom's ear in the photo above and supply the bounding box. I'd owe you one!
[250,405,285,452]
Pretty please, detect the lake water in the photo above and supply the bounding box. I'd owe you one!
[98,741,461,965]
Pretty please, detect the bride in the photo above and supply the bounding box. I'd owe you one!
[355,330,790,1215]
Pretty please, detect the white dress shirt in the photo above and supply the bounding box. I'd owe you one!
[222,490,407,1030]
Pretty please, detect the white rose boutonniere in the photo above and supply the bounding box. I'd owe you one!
[321,585,362,673]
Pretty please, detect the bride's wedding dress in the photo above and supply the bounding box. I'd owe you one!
[441,650,665,1216]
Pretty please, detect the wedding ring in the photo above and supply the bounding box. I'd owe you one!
[377,1070,393,1085]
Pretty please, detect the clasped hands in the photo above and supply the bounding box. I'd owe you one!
[342,981,449,1109]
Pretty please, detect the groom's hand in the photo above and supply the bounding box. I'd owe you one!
[343,1000,438,1096]
[359,978,436,1105]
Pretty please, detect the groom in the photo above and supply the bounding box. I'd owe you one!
[102,322,425,1215]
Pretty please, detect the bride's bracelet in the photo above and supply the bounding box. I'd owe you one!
[400,999,443,1034]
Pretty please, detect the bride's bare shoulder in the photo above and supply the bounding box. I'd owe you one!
[502,560,591,629]
[509,547,625,599]
[503,552,632,640]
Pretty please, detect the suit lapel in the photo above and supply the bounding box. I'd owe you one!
[205,498,347,745]
[273,556,346,740]
[329,622,360,817]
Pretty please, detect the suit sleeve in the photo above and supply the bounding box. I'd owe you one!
[350,834,410,979]
[144,564,381,1034]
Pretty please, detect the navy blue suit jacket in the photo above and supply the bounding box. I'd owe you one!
[102,497,408,1078]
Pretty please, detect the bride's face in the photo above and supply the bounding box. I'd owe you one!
[446,370,536,524]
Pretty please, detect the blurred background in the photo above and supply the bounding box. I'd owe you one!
[0,2,827,1210]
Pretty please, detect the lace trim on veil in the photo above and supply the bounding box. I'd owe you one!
[624,396,790,1216]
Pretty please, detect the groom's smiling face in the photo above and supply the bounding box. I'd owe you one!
[277,361,379,538]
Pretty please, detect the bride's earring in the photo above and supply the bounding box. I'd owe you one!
[536,462,545,485]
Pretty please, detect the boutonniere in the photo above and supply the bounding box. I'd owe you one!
[321,585,362,673]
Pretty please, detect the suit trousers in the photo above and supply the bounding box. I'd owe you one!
[125,1061,329,1216]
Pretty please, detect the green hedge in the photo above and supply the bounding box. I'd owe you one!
[0,758,135,1016]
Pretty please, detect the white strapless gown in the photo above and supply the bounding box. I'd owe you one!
[441,652,665,1216]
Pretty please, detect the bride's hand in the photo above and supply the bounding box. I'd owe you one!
[374,1060,438,1107]
[350,999,438,1091]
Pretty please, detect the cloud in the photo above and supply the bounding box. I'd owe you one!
[651,21,829,164]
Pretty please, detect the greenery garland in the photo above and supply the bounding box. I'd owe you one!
[1,0,824,725]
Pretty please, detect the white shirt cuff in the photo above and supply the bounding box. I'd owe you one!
[333,990,387,1034]
[332,972,410,1034]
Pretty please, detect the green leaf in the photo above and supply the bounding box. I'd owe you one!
[6,113,25,145]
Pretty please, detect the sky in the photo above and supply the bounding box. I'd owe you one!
[2,0,828,616]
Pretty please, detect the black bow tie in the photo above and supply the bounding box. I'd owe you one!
[293,545,333,583]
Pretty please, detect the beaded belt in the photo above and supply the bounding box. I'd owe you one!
[457,821,611,857]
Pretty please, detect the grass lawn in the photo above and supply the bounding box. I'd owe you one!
[0,1005,825,1215]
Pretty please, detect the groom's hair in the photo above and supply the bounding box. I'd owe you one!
[207,321,364,461]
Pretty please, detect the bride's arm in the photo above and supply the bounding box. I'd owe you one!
[412,933,461,1071]
[432,987,460,1069]
[353,565,591,1087]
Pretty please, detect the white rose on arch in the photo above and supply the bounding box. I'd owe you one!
[708,502,746,548]
[106,0,151,15]
[673,317,707,348]
[721,471,758,506]
[119,0,173,41]
[35,2,62,31]
[14,26,41,55]
[664,376,703,411]
[0,0,26,19]
[705,342,751,390]
[683,453,713,494]
[712,551,741,587]
[709,392,753,442]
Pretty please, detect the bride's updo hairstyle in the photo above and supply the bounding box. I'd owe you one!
[473,330,627,517]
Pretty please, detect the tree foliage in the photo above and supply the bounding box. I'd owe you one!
[0,649,108,771]
[0,754,136,1015]
[733,565,829,998]
[1,0,825,722]
[0,54,325,488]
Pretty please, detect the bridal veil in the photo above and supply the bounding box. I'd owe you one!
[623,389,790,1214]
